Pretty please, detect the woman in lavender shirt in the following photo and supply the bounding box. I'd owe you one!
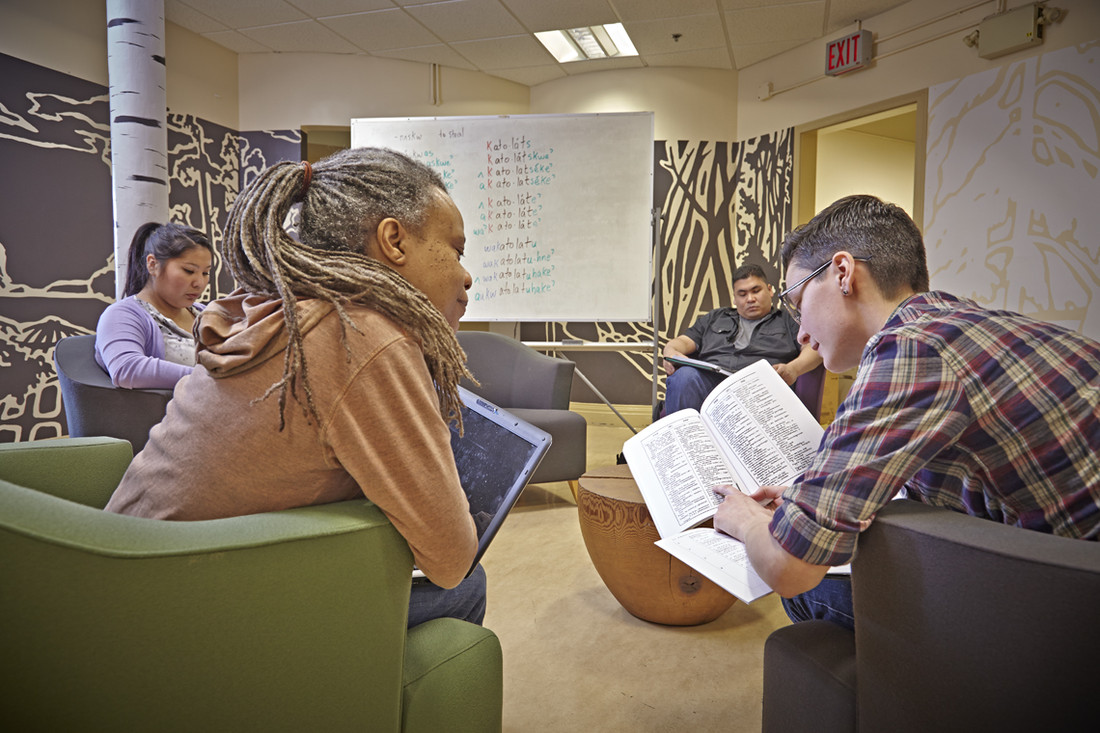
[95,222,214,389]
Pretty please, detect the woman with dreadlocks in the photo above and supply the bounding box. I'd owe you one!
[106,148,484,628]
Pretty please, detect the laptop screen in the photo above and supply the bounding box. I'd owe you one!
[445,386,551,576]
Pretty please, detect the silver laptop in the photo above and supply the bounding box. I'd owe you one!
[412,386,551,580]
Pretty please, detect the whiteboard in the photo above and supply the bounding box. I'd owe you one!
[350,112,654,321]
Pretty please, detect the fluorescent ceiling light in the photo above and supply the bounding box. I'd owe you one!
[536,23,638,63]
[535,30,583,63]
[604,22,638,56]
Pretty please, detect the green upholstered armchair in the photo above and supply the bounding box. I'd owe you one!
[0,437,502,732]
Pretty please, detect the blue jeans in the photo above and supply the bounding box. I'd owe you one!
[407,563,487,629]
[664,366,727,415]
[781,575,855,631]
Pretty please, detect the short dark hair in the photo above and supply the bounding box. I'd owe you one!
[781,195,930,297]
[732,263,768,286]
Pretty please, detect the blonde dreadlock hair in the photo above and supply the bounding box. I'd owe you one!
[221,147,471,429]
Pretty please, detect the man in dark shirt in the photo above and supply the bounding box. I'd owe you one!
[662,263,822,414]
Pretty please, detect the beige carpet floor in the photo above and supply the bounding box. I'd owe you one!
[480,422,791,732]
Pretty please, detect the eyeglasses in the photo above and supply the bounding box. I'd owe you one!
[778,257,870,323]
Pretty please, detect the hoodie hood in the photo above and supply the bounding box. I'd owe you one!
[195,289,335,378]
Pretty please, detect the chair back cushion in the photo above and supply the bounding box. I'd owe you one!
[457,331,574,410]
[54,334,173,451]
[792,364,826,421]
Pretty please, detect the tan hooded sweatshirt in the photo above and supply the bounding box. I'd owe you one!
[106,290,477,588]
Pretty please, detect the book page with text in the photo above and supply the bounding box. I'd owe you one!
[700,360,824,493]
[656,528,773,603]
[622,410,742,538]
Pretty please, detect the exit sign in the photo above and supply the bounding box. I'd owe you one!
[825,30,872,76]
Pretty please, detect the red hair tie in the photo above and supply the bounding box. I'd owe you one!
[299,161,313,200]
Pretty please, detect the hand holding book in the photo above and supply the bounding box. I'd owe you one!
[624,359,830,602]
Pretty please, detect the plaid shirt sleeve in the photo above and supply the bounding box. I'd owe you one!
[769,329,974,566]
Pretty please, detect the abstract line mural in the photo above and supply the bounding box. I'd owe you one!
[924,41,1100,340]
[522,132,794,406]
[0,52,300,442]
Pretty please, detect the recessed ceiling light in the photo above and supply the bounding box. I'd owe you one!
[536,23,638,63]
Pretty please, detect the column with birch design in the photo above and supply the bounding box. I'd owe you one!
[106,0,169,299]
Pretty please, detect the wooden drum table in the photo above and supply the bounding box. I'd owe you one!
[576,464,735,626]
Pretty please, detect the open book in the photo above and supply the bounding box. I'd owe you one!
[623,359,836,604]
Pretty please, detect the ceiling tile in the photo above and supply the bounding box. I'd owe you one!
[371,44,479,70]
[174,0,307,28]
[611,0,718,23]
[405,0,525,43]
[561,55,645,75]
[731,37,806,69]
[500,0,618,33]
[724,3,824,46]
[320,9,439,51]
[720,0,803,9]
[239,20,362,53]
[451,34,554,70]
[165,0,229,34]
[625,14,727,56]
[200,30,276,54]
[487,64,567,86]
[825,0,909,34]
[302,0,395,15]
[644,46,734,70]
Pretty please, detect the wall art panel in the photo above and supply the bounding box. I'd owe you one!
[925,41,1100,340]
[0,52,300,442]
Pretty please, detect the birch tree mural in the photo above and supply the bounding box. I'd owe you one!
[106,0,168,299]
[0,50,300,442]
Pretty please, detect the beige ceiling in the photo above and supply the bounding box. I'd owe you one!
[166,0,910,86]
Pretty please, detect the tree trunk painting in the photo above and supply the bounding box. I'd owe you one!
[106,0,168,299]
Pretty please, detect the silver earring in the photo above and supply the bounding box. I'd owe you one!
[842,288,849,295]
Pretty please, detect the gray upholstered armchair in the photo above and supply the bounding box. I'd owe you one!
[762,499,1100,732]
[457,330,587,486]
[54,334,173,452]
[0,437,503,731]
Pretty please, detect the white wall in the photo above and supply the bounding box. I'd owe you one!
[530,67,737,141]
[737,0,1100,141]
[166,23,239,129]
[0,0,108,85]
[815,129,914,216]
[238,54,530,131]
[0,0,240,129]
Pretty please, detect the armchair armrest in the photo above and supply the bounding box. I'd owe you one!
[0,490,415,730]
[0,437,132,508]
[403,617,504,733]
[853,500,1100,732]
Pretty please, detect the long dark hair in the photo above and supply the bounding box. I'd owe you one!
[123,222,213,298]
